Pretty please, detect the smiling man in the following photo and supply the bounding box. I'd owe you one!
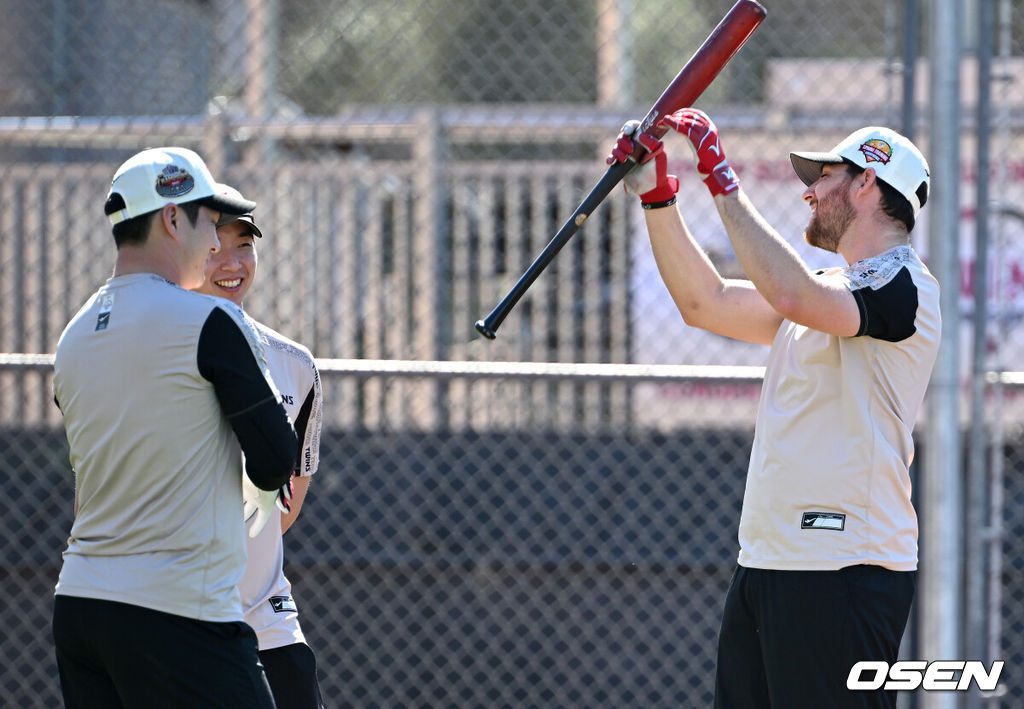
[607,112,940,708]
[195,187,325,709]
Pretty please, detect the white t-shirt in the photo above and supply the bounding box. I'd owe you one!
[239,322,323,649]
[737,246,941,571]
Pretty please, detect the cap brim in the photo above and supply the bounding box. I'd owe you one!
[216,213,263,238]
[197,183,257,216]
[789,151,845,187]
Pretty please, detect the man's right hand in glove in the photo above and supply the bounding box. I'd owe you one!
[659,108,740,197]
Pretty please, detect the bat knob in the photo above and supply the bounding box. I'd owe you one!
[474,320,497,340]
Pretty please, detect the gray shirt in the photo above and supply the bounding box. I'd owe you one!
[53,273,296,621]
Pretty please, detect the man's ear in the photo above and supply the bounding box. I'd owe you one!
[849,167,877,203]
[160,203,179,239]
[859,167,877,192]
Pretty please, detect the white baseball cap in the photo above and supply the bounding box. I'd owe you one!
[215,185,263,238]
[105,147,256,225]
[790,127,930,217]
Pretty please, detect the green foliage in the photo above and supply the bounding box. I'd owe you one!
[279,0,595,113]
[276,0,926,115]
[280,1,433,111]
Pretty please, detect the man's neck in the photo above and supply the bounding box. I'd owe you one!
[840,219,910,265]
[112,246,180,285]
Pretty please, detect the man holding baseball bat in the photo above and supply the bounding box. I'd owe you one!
[608,110,939,707]
[194,186,325,709]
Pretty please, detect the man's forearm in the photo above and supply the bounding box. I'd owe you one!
[645,204,783,344]
[714,189,814,313]
[645,206,731,326]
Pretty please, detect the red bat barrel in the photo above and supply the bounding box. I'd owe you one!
[638,0,767,146]
[475,0,767,340]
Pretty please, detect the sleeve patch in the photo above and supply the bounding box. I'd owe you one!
[845,245,916,291]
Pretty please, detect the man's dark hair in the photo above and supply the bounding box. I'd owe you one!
[844,162,918,233]
[104,196,203,248]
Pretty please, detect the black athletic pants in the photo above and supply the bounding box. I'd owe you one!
[260,642,325,709]
[53,595,276,709]
[714,564,915,709]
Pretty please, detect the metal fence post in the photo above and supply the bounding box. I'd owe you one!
[412,108,444,427]
[965,2,996,708]
[921,2,964,708]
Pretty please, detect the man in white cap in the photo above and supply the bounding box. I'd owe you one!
[194,186,325,709]
[607,111,939,707]
[52,147,297,708]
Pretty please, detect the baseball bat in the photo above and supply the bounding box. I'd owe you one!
[474,0,767,340]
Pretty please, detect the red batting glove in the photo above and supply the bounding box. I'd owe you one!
[659,108,739,197]
[606,121,679,207]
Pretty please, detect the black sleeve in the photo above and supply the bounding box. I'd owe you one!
[281,385,316,478]
[293,386,314,451]
[197,307,297,491]
[851,266,919,343]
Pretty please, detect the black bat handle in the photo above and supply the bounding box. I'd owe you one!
[474,159,636,339]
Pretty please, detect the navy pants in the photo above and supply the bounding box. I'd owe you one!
[714,564,915,709]
[53,595,276,709]
[260,642,325,709]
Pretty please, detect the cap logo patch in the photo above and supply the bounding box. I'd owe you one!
[155,165,195,197]
[859,139,892,165]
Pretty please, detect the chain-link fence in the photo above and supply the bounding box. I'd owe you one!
[3,361,1024,707]
[2,0,1024,706]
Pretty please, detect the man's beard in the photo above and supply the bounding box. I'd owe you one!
[804,183,855,253]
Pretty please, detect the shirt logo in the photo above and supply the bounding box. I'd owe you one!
[95,293,114,331]
[269,596,297,613]
[801,511,846,531]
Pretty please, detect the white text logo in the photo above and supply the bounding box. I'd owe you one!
[847,661,1004,691]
